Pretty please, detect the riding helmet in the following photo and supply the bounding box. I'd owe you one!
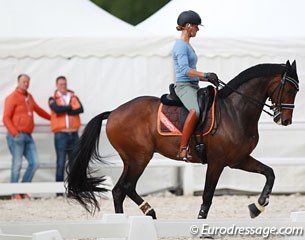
[177,10,202,26]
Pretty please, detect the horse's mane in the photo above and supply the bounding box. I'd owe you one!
[218,63,286,98]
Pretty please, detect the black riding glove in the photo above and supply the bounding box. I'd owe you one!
[206,72,219,88]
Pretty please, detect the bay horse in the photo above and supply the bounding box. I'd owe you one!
[66,60,299,219]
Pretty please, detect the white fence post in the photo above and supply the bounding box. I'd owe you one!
[182,164,194,195]
[290,211,305,222]
[99,214,157,240]
[99,214,128,240]
[128,216,157,240]
[287,212,305,240]
[32,230,63,240]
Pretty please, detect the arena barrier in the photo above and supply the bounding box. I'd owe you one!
[0,182,65,195]
[0,177,113,198]
[2,157,305,197]
[0,212,305,240]
[0,230,62,240]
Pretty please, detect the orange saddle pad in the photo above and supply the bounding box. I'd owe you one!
[157,95,216,136]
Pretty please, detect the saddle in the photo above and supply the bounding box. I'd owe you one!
[159,84,216,134]
[158,84,217,163]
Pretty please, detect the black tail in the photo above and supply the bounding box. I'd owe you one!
[65,111,111,214]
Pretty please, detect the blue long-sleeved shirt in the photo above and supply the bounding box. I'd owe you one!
[172,39,199,82]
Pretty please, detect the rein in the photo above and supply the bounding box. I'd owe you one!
[218,73,299,118]
[218,79,274,117]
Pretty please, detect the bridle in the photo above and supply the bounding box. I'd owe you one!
[218,71,299,120]
[267,72,299,121]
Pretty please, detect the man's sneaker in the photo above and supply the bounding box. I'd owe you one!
[11,194,22,200]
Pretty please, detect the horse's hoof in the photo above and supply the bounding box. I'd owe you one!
[146,209,157,219]
[248,202,264,218]
[198,204,209,219]
[197,212,207,219]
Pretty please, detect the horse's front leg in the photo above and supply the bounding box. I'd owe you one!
[198,163,224,219]
[231,155,275,218]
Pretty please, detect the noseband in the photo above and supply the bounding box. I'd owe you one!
[218,71,299,119]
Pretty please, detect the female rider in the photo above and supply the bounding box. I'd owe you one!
[173,10,219,161]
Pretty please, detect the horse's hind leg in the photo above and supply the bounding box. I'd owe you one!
[112,159,157,219]
[112,165,129,213]
[231,155,275,218]
[124,163,157,219]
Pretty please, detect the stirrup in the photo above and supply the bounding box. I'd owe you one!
[177,147,192,161]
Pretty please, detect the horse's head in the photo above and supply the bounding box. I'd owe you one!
[268,60,299,126]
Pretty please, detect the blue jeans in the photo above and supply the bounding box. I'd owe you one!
[54,132,79,182]
[6,132,39,183]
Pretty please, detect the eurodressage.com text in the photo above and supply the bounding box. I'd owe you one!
[189,224,304,238]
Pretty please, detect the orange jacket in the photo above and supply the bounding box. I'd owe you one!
[3,88,51,136]
[49,90,83,133]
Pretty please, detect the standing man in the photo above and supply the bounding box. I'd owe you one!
[3,74,51,199]
[49,76,83,185]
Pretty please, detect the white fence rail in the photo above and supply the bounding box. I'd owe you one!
[0,182,65,195]
[0,230,62,240]
[0,178,113,197]
[1,212,305,240]
[2,157,305,197]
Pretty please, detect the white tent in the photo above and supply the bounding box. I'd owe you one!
[136,0,305,73]
[0,0,176,185]
[136,0,305,193]
[0,0,174,124]
[0,0,173,57]
[137,0,305,38]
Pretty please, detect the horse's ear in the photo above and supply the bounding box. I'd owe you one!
[291,60,297,71]
[286,60,291,68]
